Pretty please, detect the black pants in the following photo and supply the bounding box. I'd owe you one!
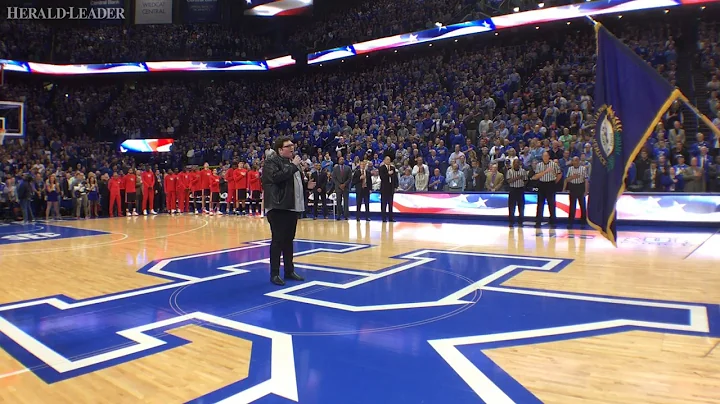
[126,191,136,212]
[380,190,394,221]
[313,190,327,218]
[101,192,110,217]
[536,181,557,225]
[568,183,587,226]
[120,190,126,213]
[356,188,370,220]
[335,188,349,218]
[508,187,525,225]
[267,209,299,278]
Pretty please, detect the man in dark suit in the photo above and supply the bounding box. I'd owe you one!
[643,160,661,191]
[378,155,398,222]
[310,163,328,219]
[352,160,372,221]
[331,156,351,220]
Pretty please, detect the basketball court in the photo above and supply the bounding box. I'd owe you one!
[0,216,718,403]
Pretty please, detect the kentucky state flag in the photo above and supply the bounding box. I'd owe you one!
[587,23,680,246]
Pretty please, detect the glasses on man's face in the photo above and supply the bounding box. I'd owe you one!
[283,144,295,149]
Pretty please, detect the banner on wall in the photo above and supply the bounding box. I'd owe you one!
[341,192,720,223]
[135,0,172,24]
[90,0,125,24]
[183,0,218,22]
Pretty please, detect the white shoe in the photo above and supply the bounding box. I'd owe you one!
[151,210,157,215]
[144,210,148,215]
[133,211,139,216]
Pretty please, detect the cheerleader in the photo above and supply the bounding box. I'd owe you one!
[45,174,61,220]
[87,174,100,218]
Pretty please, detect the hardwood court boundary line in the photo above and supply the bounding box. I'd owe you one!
[683,227,720,260]
[0,219,210,257]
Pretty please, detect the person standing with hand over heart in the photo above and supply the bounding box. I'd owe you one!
[379,155,399,222]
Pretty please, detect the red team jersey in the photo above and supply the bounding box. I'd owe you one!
[234,168,248,189]
[123,173,137,193]
[248,170,261,192]
[201,168,212,190]
[142,171,155,189]
[210,175,221,193]
[226,168,235,189]
[164,173,177,191]
[179,172,190,191]
[109,177,121,193]
[191,171,202,192]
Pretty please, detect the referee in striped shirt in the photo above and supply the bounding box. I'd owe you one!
[506,159,528,227]
[531,151,562,228]
[564,156,588,229]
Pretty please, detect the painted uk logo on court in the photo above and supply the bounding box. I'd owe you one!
[0,240,717,403]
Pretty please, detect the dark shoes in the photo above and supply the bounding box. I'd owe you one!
[285,272,304,281]
[271,271,305,286]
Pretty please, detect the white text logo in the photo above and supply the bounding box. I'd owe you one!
[6,7,126,20]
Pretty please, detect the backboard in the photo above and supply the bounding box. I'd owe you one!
[0,101,25,141]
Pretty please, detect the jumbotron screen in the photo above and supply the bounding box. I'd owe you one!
[120,139,174,153]
[244,0,312,16]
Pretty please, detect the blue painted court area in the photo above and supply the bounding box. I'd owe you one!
[0,239,717,403]
[0,222,109,245]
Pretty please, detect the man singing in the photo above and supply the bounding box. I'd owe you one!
[261,136,314,286]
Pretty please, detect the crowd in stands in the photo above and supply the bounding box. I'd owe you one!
[296,0,472,52]
[2,16,720,222]
[1,0,475,63]
[698,21,720,121]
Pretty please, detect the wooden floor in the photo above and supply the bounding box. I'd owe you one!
[0,215,719,403]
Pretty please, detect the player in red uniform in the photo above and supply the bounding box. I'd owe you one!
[225,164,236,215]
[178,167,191,213]
[233,162,249,215]
[191,166,203,214]
[247,162,262,216]
[200,162,212,214]
[118,169,126,214]
[141,166,156,215]
[109,172,122,217]
[209,168,221,215]
[123,168,138,215]
[164,169,178,214]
